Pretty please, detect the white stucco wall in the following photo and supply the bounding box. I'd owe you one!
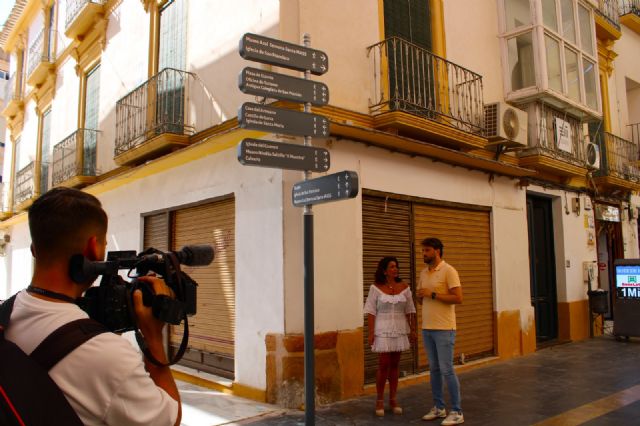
[445,0,505,103]
[527,185,597,303]
[282,137,532,333]
[612,25,640,138]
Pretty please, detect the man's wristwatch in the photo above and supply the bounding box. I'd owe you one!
[431,292,437,300]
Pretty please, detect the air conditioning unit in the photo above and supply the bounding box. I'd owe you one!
[585,142,600,169]
[484,102,528,148]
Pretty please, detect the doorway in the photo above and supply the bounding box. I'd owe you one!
[595,218,623,319]
[526,194,558,343]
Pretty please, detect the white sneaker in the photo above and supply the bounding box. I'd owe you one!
[422,406,447,421]
[441,411,464,425]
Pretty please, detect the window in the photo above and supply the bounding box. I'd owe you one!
[501,0,599,113]
[83,64,100,176]
[507,32,535,90]
[40,110,52,194]
[158,0,186,71]
[505,0,532,31]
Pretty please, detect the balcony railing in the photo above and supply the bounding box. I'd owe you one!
[596,132,640,181]
[66,0,105,28]
[115,67,217,157]
[3,73,23,106]
[13,162,36,207]
[367,36,484,135]
[596,0,621,28]
[51,129,99,186]
[26,29,56,79]
[522,103,586,165]
[620,0,640,16]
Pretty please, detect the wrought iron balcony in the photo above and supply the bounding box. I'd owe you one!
[630,122,640,145]
[65,0,105,39]
[620,0,640,17]
[518,102,588,176]
[26,29,58,87]
[115,68,216,165]
[51,129,99,187]
[596,0,620,29]
[367,36,484,136]
[13,162,36,209]
[2,73,24,117]
[596,132,640,182]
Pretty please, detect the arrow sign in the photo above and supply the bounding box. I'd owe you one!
[292,171,359,207]
[238,138,330,172]
[239,67,329,106]
[239,33,329,75]
[239,103,330,137]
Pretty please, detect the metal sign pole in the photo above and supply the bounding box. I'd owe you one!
[302,32,315,426]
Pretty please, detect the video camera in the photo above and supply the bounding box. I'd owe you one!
[69,245,214,333]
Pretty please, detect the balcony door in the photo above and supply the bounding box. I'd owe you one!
[83,64,100,176]
[383,0,435,113]
[40,109,52,194]
[157,0,187,135]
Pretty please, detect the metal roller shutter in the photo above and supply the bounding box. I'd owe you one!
[143,212,169,251]
[171,198,236,360]
[413,203,494,367]
[362,195,416,383]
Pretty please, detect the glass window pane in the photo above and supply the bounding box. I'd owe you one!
[545,35,562,92]
[565,47,579,102]
[505,0,531,31]
[578,5,593,55]
[583,59,597,110]
[508,32,536,90]
[561,0,575,43]
[542,0,558,32]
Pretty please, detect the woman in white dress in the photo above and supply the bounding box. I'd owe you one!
[364,256,416,417]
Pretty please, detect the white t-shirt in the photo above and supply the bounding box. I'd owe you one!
[6,291,179,426]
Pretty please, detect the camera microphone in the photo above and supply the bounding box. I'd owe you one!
[174,245,214,266]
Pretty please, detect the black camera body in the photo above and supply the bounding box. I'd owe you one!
[71,245,213,333]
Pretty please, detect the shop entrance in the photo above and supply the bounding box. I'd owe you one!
[526,194,558,343]
[595,206,623,319]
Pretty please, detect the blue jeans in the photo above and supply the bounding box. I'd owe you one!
[422,329,462,412]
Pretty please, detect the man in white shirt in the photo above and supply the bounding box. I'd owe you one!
[5,188,181,426]
[416,237,464,425]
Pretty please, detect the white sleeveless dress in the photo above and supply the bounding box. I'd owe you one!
[364,285,416,353]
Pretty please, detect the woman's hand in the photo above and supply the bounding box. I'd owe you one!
[409,329,417,343]
[368,333,375,347]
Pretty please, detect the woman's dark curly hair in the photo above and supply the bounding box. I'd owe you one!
[374,256,402,284]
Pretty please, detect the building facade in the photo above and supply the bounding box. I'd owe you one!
[1,0,639,406]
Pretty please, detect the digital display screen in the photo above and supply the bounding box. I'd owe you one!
[615,264,640,299]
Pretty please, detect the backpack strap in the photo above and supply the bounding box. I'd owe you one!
[0,295,17,335]
[30,318,108,371]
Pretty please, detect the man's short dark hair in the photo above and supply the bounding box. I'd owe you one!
[29,188,108,266]
[421,237,444,257]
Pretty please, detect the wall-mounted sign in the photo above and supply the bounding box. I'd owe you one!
[554,117,572,153]
[595,204,620,222]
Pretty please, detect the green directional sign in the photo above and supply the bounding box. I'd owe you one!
[239,33,329,75]
[239,103,329,137]
[239,67,329,106]
[238,138,330,172]
[292,170,359,207]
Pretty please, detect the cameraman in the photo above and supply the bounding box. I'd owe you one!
[5,188,181,426]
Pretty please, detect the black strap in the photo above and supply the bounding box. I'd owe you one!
[27,286,78,304]
[30,318,108,371]
[0,295,17,333]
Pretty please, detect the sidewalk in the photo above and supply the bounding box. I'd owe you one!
[203,335,640,425]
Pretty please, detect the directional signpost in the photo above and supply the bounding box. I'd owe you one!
[292,171,359,207]
[239,33,329,75]
[237,32,357,426]
[239,103,329,137]
[238,138,330,172]
[239,67,329,106]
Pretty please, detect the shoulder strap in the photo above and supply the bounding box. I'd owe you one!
[30,318,108,371]
[0,295,18,333]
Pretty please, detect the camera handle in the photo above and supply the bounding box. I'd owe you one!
[132,253,190,367]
